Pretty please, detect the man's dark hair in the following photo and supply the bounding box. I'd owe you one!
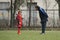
[35,5,40,10]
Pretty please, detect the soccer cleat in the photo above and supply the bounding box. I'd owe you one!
[18,33,21,35]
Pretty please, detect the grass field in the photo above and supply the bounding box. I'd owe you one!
[0,30,60,40]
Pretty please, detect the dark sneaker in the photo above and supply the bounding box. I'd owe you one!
[40,33,45,35]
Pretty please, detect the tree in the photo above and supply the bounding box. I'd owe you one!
[55,0,60,19]
[55,0,60,27]
[10,0,25,27]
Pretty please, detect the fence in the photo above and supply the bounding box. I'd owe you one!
[0,9,60,30]
[21,9,60,27]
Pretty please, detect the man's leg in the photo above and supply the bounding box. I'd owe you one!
[41,22,46,33]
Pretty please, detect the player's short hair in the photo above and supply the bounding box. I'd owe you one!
[18,8,20,10]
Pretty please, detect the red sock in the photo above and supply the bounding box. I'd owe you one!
[18,28,20,35]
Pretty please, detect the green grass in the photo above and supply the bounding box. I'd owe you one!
[0,30,60,40]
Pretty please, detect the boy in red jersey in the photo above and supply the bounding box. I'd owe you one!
[16,9,22,35]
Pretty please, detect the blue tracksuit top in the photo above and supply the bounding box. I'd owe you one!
[38,7,48,22]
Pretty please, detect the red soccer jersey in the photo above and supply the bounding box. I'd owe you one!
[16,11,22,28]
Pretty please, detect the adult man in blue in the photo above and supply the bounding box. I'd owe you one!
[35,6,48,34]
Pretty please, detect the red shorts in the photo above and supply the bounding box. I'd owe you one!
[17,22,22,28]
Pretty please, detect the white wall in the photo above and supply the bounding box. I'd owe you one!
[0,0,10,2]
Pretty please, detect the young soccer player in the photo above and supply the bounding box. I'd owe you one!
[16,9,22,35]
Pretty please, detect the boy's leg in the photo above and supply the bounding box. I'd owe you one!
[17,22,22,35]
[18,27,20,34]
